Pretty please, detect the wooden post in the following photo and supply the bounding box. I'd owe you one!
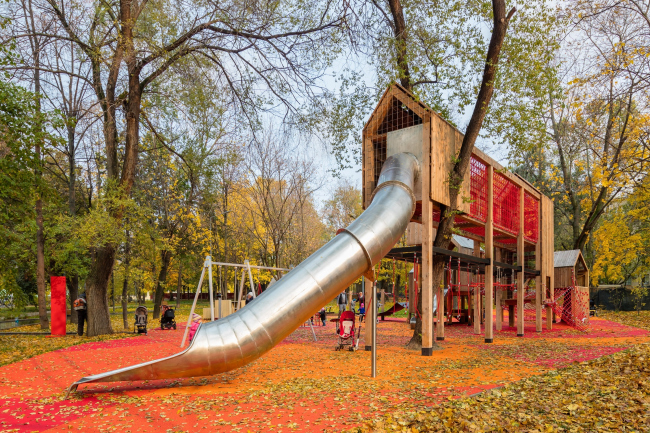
[422,114,434,354]
[517,187,525,337]
[535,222,542,332]
[347,285,352,311]
[495,248,502,331]
[543,197,554,330]
[484,166,494,343]
[473,242,481,334]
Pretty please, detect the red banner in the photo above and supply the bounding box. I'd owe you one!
[50,276,67,336]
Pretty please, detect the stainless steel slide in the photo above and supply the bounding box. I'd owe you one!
[67,152,420,395]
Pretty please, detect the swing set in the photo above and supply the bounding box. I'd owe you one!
[180,256,290,347]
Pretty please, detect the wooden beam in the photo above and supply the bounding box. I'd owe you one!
[422,114,434,354]
[495,247,503,331]
[473,240,481,335]
[517,187,525,337]
[535,205,542,333]
[484,165,494,343]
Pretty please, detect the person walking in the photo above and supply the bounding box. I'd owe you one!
[319,307,327,326]
[73,293,87,336]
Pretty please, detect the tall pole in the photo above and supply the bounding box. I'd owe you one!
[180,259,207,347]
[517,187,525,337]
[208,256,215,322]
[246,260,256,297]
[484,165,494,343]
[371,273,377,378]
[237,269,246,310]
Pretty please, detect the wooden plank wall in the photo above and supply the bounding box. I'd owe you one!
[554,268,574,288]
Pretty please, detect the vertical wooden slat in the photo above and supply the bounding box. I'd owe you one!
[517,187,525,337]
[484,165,494,343]
[473,240,481,335]
[422,115,434,353]
[548,197,555,329]
[535,201,542,332]
[495,247,502,331]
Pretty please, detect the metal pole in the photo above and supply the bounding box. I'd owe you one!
[237,269,246,310]
[308,316,318,342]
[208,260,291,271]
[180,260,207,347]
[208,256,215,322]
[246,260,256,297]
[217,292,222,320]
[371,274,377,378]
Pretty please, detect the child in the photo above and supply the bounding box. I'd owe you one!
[189,313,202,342]
[319,307,327,326]
[358,303,365,323]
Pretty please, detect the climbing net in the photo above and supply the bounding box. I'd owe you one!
[521,269,590,331]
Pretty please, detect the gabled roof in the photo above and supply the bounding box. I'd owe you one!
[363,83,439,135]
[554,250,582,268]
[453,235,476,250]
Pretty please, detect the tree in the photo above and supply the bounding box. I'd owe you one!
[33,0,348,335]
[322,181,363,238]
[542,1,650,253]
[410,0,516,348]
[321,0,558,170]
[0,79,59,314]
[241,130,321,269]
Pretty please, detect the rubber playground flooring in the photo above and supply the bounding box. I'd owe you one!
[1,316,648,432]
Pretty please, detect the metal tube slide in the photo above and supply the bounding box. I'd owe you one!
[67,152,420,396]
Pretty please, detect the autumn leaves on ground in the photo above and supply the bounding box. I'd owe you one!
[1,312,649,432]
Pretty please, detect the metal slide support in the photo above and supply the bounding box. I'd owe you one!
[180,260,207,347]
[371,274,377,378]
[237,269,246,310]
[208,256,215,322]
[246,260,256,297]
[308,317,318,342]
[66,153,419,393]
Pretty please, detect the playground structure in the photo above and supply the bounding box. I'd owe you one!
[65,84,589,395]
[362,83,573,352]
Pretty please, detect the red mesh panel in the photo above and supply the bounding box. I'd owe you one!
[493,173,519,236]
[522,287,590,332]
[462,226,486,237]
[468,157,488,222]
[524,192,539,243]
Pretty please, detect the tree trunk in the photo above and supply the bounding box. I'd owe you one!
[85,246,115,336]
[68,276,79,324]
[408,0,516,347]
[176,261,182,310]
[387,0,411,90]
[153,250,172,319]
[122,231,130,330]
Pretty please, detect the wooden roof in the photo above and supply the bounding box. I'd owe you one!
[554,250,587,269]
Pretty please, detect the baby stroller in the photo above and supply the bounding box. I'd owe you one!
[160,306,176,330]
[134,306,148,335]
[335,310,357,351]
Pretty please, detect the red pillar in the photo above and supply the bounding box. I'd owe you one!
[50,276,67,336]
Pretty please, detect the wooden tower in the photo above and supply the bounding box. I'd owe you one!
[362,84,555,354]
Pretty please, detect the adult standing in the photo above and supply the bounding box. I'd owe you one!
[73,293,87,336]
[337,291,347,317]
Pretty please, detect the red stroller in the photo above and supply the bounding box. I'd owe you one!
[335,310,357,351]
